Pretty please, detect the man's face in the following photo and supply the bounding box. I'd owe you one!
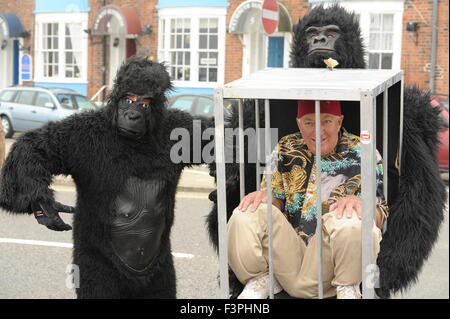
[296,113,343,155]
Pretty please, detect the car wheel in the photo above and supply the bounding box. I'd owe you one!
[1,116,14,138]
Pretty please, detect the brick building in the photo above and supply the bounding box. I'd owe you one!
[0,0,447,100]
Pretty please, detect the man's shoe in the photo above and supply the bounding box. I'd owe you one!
[237,274,283,299]
[336,284,362,299]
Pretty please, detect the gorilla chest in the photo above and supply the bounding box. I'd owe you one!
[110,177,169,273]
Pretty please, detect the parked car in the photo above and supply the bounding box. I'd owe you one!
[167,93,237,118]
[0,86,99,138]
[431,96,449,178]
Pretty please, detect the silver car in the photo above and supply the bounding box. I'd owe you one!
[0,86,98,138]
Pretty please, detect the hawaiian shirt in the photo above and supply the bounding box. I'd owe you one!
[261,129,389,244]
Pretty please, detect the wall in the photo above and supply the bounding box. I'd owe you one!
[402,0,448,96]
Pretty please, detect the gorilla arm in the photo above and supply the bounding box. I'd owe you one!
[0,119,74,231]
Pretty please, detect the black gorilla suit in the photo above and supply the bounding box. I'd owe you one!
[0,57,211,298]
[206,4,447,298]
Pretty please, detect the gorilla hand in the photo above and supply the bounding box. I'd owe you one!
[32,201,74,231]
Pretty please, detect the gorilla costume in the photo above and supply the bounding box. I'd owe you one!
[0,56,212,298]
[206,3,447,299]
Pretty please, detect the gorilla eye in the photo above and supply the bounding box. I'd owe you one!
[142,103,150,109]
[126,98,133,104]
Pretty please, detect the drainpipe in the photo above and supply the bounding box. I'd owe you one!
[429,0,438,94]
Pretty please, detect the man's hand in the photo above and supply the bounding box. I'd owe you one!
[33,201,74,231]
[238,190,268,212]
[237,190,284,212]
[329,195,362,220]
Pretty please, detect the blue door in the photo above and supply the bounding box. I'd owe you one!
[267,37,284,68]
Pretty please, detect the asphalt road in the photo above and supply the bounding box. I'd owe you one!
[0,186,220,299]
[0,136,448,299]
[0,184,448,299]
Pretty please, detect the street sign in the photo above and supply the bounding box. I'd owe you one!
[20,54,32,81]
[262,0,279,35]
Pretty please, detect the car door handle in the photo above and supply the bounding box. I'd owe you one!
[9,107,13,110]
[31,110,37,113]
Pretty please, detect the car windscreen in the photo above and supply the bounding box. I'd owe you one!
[73,95,98,110]
[170,96,196,111]
[57,94,77,110]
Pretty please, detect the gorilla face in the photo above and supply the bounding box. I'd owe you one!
[304,24,342,68]
[106,57,173,141]
[117,93,154,140]
[290,4,366,69]
[306,25,341,56]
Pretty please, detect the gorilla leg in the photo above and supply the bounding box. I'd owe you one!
[75,251,123,299]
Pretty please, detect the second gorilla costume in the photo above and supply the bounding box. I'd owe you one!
[0,57,212,298]
[206,4,447,299]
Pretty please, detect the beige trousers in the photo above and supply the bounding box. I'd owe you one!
[228,204,382,299]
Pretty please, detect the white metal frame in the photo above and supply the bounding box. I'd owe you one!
[214,67,403,299]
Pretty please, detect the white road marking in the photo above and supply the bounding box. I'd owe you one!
[0,238,73,248]
[0,238,195,258]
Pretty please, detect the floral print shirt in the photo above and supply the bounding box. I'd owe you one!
[261,129,389,244]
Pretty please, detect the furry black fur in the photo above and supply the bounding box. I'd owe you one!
[290,3,366,69]
[206,3,447,299]
[0,56,211,298]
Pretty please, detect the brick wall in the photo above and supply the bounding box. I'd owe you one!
[224,0,310,84]
[402,0,448,97]
[0,0,35,86]
[1,0,447,98]
[87,0,159,99]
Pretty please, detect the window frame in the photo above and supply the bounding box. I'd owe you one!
[34,12,89,83]
[158,6,227,88]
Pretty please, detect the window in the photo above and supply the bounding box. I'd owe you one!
[368,14,394,69]
[169,18,191,81]
[65,23,82,78]
[35,92,54,108]
[170,95,196,112]
[42,23,59,77]
[35,13,88,82]
[16,91,36,105]
[158,7,226,86]
[194,96,214,116]
[57,93,76,110]
[74,95,97,110]
[0,90,17,102]
[198,19,218,82]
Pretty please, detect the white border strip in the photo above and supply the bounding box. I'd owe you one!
[262,9,278,21]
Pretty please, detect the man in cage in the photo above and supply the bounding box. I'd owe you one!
[227,100,388,299]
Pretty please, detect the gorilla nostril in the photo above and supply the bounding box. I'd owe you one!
[126,111,142,121]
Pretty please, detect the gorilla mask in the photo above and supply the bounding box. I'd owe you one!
[290,4,366,69]
[107,56,173,141]
[117,93,152,139]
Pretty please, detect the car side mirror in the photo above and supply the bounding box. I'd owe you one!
[44,102,56,109]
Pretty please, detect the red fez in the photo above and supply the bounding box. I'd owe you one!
[297,100,342,118]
